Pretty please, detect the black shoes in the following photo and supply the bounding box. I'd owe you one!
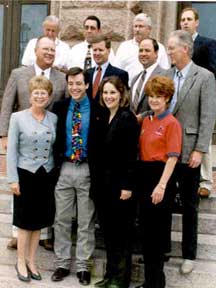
[51,267,70,281]
[26,264,42,280]
[77,271,91,285]
[15,263,30,282]
[95,277,110,287]
[39,239,54,251]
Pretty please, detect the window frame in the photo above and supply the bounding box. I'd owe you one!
[0,0,50,100]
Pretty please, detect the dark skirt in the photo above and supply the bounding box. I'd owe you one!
[13,166,56,230]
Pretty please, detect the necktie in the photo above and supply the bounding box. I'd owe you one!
[84,44,92,70]
[70,102,82,163]
[169,70,183,113]
[92,66,102,99]
[41,71,45,76]
[133,70,146,113]
[176,70,183,97]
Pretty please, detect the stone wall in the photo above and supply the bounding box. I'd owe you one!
[50,0,178,51]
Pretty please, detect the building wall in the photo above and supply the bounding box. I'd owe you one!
[50,0,178,51]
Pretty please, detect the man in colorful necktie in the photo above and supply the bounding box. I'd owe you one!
[51,67,103,285]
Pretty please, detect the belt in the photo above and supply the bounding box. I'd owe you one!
[64,157,88,165]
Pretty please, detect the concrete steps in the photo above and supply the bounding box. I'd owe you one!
[0,239,216,288]
[1,168,216,287]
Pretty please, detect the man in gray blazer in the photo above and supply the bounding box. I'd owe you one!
[0,36,66,149]
[167,30,216,274]
[0,36,66,250]
[130,38,166,123]
[180,7,216,198]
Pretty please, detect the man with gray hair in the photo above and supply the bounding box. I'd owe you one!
[114,13,170,85]
[166,30,216,275]
[22,15,70,70]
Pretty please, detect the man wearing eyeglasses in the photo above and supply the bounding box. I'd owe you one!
[67,15,114,70]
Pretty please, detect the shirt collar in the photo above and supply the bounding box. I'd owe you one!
[95,61,109,71]
[70,95,89,106]
[34,63,51,79]
[145,62,158,74]
[149,109,170,121]
[132,37,139,46]
[55,38,60,46]
[175,60,193,79]
[192,32,198,41]
[157,109,170,120]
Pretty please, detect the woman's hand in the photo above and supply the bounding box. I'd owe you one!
[151,184,165,205]
[10,183,20,196]
[120,190,132,200]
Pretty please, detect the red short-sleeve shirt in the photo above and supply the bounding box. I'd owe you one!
[139,111,182,162]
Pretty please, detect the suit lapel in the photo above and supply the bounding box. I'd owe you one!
[103,63,112,79]
[27,66,36,78]
[137,65,163,109]
[173,63,198,114]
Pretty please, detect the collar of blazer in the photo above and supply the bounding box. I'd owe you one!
[172,62,198,114]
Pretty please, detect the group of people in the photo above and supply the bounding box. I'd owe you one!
[0,7,216,288]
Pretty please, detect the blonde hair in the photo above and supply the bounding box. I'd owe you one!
[29,76,53,96]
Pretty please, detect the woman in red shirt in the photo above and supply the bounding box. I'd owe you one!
[136,76,182,288]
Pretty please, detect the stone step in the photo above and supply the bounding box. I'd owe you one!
[0,243,216,288]
[170,231,216,261]
[172,212,216,235]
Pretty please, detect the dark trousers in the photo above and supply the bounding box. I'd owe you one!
[137,161,176,288]
[96,185,135,288]
[175,163,200,260]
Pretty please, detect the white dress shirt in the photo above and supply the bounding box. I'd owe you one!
[169,61,193,113]
[131,62,158,103]
[34,63,51,79]
[22,38,70,69]
[67,40,115,69]
[114,38,170,86]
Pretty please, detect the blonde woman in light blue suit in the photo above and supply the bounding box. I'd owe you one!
[7,76,57,282]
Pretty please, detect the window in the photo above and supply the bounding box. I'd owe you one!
[20,4,48,63]
[0,0,49,101]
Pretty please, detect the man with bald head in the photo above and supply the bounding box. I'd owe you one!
[0,36,66,249]
[22,15,70,70]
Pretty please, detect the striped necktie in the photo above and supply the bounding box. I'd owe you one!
[92,66,102,99]
[176,70,183,97]
[84,44,92,71]
[133,70,146,113]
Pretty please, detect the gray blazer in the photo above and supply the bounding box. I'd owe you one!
[0,65,66,136]
[166,62,216,163]
[7,109,57,183]
[130,64,167,114]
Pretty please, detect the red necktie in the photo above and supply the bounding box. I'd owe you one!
[92,66,102,98]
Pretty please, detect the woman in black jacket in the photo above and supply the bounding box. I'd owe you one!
[94,76,139,288]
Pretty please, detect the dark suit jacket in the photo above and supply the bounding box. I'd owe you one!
[130,65,167,115]
[193,34,216,77]
[0,65,67,136]
[93,107,139,201]
[86,63,129,102]
[52,96,106,197]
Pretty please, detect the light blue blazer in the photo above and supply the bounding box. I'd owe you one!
[7,109,57,183]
